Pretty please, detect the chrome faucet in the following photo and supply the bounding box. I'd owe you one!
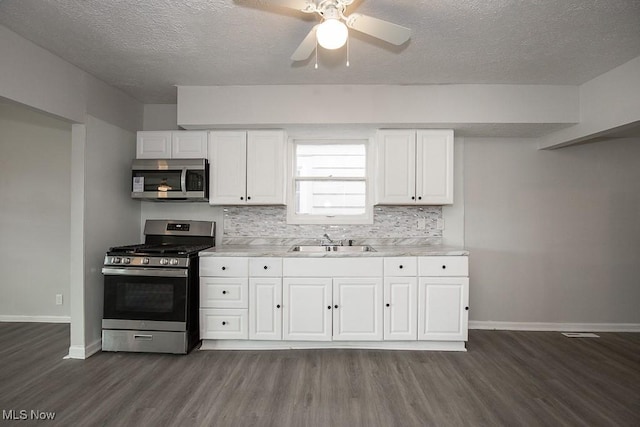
[322,233,336,246]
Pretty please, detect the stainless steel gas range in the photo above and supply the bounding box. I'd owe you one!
[101,219,215,354]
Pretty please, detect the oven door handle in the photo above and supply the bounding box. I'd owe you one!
[101,267,188,278]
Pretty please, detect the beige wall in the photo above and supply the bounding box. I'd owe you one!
[465,137,640,325]
[0,102,72,320]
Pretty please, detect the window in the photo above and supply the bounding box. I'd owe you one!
[287,138,372,224]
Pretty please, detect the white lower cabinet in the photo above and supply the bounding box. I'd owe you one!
[383,277,417,340]
[200,309,248,339]
[282,278,332,341]
[200,255,468,349]
[249,277,282,340]
[417,277,469,341]
[333,278,383,341]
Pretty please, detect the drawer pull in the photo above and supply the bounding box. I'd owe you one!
[222,290,227,295]
[276,304,281,309]
[327,305,331,310]
[334,304,338,309]
[442,265,446,269]
[465,306,469,311]
[221,266,226,271]
[134,334,153,341]
[399,265,403,269]
[385,303,390,307]
[263,265,268,270]
[222,321,227,326]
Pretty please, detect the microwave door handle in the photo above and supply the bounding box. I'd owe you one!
[181,168,187,195]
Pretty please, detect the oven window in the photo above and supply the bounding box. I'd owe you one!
[104,275,187,322]
[117,283,174,313]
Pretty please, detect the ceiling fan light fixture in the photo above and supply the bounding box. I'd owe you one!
[316,18,348,50]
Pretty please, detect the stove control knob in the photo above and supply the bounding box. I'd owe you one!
[160,258,169,265]
[123,257,131,264]
[142,258,150,265]
[112,257,121,264]
[169,258,179,266]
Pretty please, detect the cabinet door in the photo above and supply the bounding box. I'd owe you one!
[283,278,332,341]
[246,130,286,205]
[383,277,417,340]
[332,278,383,341]
[249,278,282,340]
[375,130,416,204]
[136,131,171,159]
[209,131,247,205]
[416,130,454,204]
[418,277,469,341]
[171,131,208,159]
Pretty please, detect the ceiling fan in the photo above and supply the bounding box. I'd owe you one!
[269,0,411,61]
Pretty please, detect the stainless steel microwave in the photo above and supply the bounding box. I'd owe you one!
[131,159,209,201]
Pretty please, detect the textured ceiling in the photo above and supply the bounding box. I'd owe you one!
[0,0,639,104]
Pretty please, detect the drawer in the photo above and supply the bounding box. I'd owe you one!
[200,309,248,340]
[200,257,248,277]
[249,257,283,277]
[200,278,248,308]
[283,258,383,277]
[384,257,417,276]
[419,256,468,277]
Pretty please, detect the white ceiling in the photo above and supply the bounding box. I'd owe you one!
[0,0,639,104]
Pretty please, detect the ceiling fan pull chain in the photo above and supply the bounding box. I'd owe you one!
[346,36,350,67]
[315,38,319,69]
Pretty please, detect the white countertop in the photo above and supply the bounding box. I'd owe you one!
[199,244,468,257]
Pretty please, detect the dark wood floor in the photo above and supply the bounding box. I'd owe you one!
[0,323,638,427]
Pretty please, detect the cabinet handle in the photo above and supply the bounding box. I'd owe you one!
[263,266,268,270]
[334,305,338,309]
[240,196,244,200]
[385,303,390,307]
[222,321,227,325]
[222,290,227,295]
[411,196,415,200]
[276,304,281,309]
[247,196,251,200]
[465,306,469,311]
[327,306,331,310]
[442,265,446,269]
[399,265,404,269]
[418,196,422,200]
[221,266,226,271]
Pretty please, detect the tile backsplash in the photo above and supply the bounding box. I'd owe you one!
[222,206,442,245]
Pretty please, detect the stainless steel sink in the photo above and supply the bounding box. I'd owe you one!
[289,245,376,253]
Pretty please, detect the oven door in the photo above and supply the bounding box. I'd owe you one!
[102,267,188,331]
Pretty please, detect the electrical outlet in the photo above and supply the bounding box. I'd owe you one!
[436,218,445,230]
[417,218,426,229]
[56,294,63,305]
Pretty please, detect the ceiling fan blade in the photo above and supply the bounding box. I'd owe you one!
[291,26,318,61]
[270,0,316,13]
[346,13,411,45]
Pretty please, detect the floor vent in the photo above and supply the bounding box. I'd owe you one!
[562,332,600,338]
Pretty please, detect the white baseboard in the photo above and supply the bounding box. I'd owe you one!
[66,339,102,360]
[0,315,70,323]
[469,321,640,332]
[200,340,467,352]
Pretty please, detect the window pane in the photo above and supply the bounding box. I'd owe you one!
[296,144,366,178]
[295,180,366,216]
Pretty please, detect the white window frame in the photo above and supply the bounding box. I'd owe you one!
[286,137,374,225]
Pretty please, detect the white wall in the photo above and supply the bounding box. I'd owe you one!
[465,137,640,327]
[69,116,140,358]
[0,102,71,321]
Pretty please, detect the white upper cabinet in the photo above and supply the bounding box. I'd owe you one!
[208,130,286,205]
[136,131,208,159]
[375,129,453,205]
